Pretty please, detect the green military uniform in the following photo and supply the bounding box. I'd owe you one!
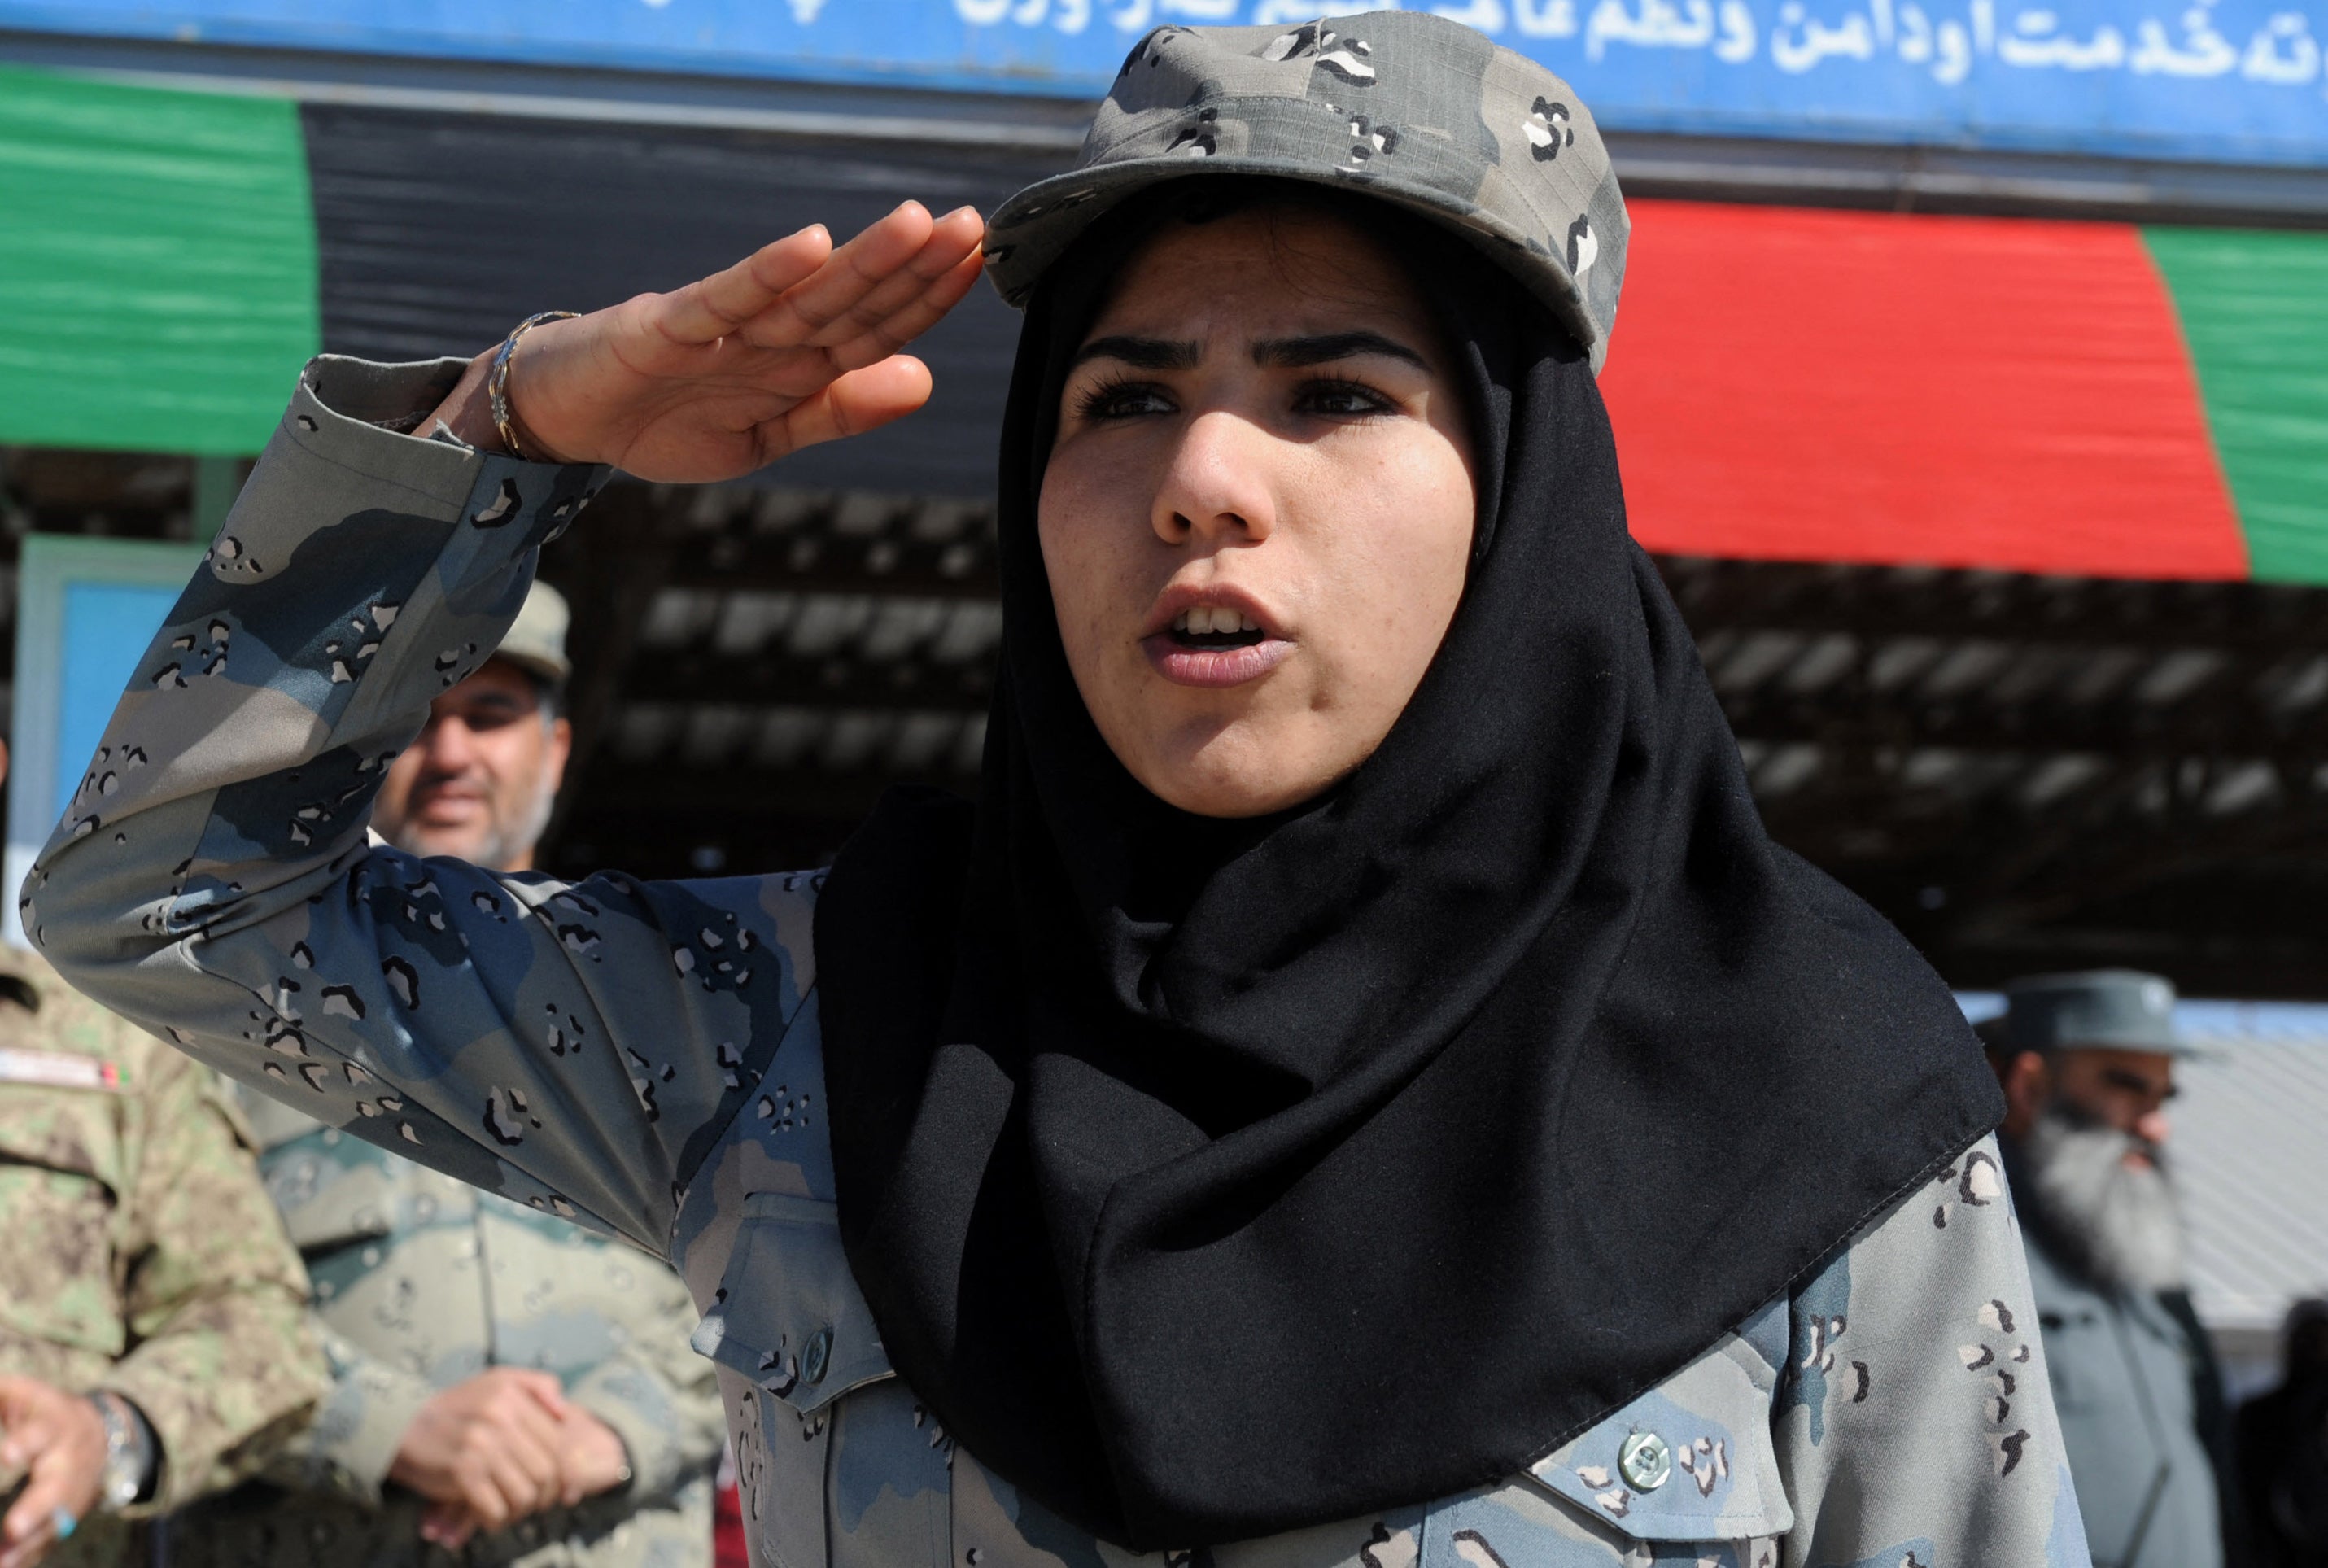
[172,1094,724,1568]
[0,942,324,1566]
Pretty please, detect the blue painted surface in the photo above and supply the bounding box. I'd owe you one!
[3,0,2326,164]
[55,581,179,817]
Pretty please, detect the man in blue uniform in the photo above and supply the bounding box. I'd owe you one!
[1990,970,2236,1568]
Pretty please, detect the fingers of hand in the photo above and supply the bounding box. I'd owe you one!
[487,1387,567,1518]
[2,1436,101,1568]
[486,1444,560,1522]
[826,244,989,373]
[758,356,935,461]
[796,205,985,352]
[0,1498,59,1568]
[749,202,981,351]
[554,1411,628,1504]
[506,1369,570,1422]
[661,224,836,346]
[418,1501,479,1551]
[450,1461,517,1535]
[0,1378,60,1472]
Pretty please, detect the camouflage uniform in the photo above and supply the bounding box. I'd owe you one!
[0,941,323,1566]
[25,356,2094,1568]
[171,1095,723,1568]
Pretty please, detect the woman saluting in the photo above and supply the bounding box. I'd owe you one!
[33,15,2089,1566]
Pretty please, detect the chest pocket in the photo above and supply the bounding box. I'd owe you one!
[692,1191,898,1568]
[0,1084,127,1358]
[1521,1321,1795,1551]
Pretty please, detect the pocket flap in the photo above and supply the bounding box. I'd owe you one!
[1524,1310,1795,1542]
[688,1191,893,1417]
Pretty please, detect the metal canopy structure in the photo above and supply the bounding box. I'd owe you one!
[507,481,2328,998]
[2,44,2325,998]
[5,445,2326,995]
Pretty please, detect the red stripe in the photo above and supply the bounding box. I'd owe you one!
[1599,201,2248,580]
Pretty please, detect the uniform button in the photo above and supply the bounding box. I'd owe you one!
[1618,1430,1671,1492]
[802,1328,833,1386]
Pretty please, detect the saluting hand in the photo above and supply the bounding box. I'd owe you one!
[426,201,987,482]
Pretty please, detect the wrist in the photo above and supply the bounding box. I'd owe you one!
[421,350,506,454]
[488,311,583,464]
[83,1393,155,1513]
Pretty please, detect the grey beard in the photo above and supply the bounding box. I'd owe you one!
[2021,1107,2186,1292]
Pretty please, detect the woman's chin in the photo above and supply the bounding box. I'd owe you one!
[1131,740,1337,819]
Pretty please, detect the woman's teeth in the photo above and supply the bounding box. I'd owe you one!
[1171,606,1262,636]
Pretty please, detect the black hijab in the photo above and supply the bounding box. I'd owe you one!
[816,185,2002,1549]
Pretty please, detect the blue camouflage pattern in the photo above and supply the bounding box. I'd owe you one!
[27,355,2091,1568]
[985,13,1631,373]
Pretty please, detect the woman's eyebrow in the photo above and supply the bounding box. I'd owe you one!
[1251,331,1429,370]
[1071,335,1202,370]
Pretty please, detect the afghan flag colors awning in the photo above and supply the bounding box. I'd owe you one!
[3,66,2325,583]
[0,68,319,458]
[1600,202,2328,586]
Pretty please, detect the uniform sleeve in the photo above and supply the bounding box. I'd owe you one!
[23,355,822,1260]
[96,1042,328,1513]
[1771,1133,2094,1568]
[568,1342,727,1504]
[259,1326,441,1507]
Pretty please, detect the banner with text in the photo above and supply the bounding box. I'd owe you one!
[7,0,2325,163]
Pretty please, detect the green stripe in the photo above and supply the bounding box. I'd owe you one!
[0,68,320,456]
[2143,225,2328,587]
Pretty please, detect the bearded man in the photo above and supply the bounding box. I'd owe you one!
[1989,970,2237,1568]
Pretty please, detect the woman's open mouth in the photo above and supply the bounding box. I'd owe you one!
[1142,603,1290,688]
[1168,605,1267,652]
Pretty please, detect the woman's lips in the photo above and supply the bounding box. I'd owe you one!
[1141,633,1292,688]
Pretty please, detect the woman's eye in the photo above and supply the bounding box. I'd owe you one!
[1074,381,1175,421]
[1294,378,1395,417]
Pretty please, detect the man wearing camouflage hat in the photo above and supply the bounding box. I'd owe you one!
[370,579,576,873]
[177,583,724,1568]
[1990,970,2238,1568]
[0,737,325,1568]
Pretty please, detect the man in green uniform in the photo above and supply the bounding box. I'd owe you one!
[178,584,723,1568]
[0,748,325,1568]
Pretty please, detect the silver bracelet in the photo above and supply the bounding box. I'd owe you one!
[85,1392,151,1514]
[487,311,580,461]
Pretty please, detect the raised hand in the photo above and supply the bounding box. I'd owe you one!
[427,201,986,482]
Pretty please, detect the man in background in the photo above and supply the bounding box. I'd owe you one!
[0,739,324,1568]
[179,584,723,1567]
[1988,969,2238,1568]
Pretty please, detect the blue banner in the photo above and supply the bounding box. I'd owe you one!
[7,0,2325,164]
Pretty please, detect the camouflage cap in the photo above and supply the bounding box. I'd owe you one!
[983,11,1628,372]
[493,579,570,686]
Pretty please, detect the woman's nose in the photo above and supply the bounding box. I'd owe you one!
[1150,410,1278,546]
